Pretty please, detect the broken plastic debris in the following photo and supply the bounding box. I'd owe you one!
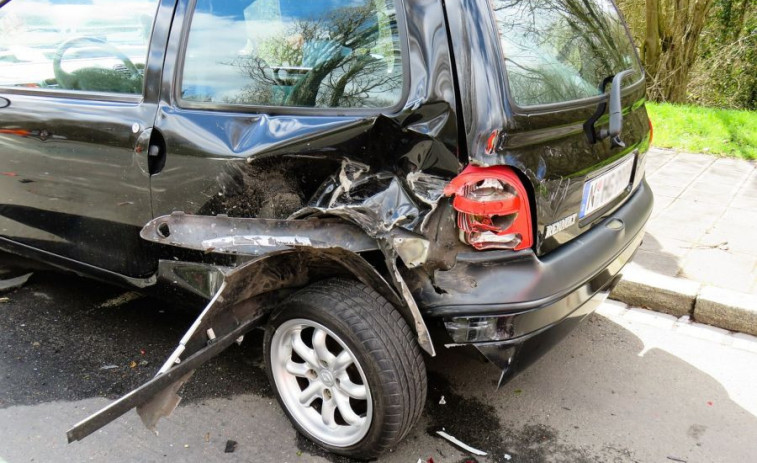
[439,395,446,405]
[504,453,512,460]
[129,361,137,369]
[0,297,9,303]
[97,291,143,309]
[100,365,119,370]
[435,430,487,456]
[224,440,238,453]
[0,273,32,293]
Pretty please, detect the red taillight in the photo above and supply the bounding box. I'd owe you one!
[648,118,654,145]
[443,165,533,251]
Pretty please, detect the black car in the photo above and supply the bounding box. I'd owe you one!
[0,0,653,458]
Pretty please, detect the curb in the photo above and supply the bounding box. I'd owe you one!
[610,263,757,337]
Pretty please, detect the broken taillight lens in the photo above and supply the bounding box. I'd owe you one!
[443,165,533,251]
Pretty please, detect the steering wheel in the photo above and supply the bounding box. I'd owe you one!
[53,37,142,92]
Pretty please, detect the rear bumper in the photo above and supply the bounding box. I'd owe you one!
[414,179,653,379]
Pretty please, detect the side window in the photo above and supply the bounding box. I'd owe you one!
[0,0,159,94]
[181,0,404,109]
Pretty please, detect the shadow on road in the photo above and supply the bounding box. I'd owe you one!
[1,271,756,462]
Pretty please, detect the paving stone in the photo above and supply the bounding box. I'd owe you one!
[680,249,757,294]
[648,198,719,242]
[694,286,757,336]
[630,249,682,276]
[699,225,757,256]
[610,264,699,317]
[650,194,676,219]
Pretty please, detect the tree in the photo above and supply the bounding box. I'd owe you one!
[640,0,717,103]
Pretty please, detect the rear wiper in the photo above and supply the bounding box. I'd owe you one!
[583,69,635,149]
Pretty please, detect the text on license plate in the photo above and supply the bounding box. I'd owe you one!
[580,156,635,218]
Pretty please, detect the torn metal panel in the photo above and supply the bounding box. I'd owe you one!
[68,244,419,440]
[141,212,379,256]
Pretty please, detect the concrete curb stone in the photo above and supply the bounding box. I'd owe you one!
[610,264,757,337]
[610,263,699,317]
[695,286,757,336]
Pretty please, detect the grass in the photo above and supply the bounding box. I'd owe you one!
[645,102,757,160]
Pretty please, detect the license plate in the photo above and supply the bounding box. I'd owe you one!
[580,156,635,218]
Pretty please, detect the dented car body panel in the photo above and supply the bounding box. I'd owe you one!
[0,0,653,445]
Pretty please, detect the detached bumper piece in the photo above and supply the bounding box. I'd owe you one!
[419,180,653,385]
[67,261,280,442]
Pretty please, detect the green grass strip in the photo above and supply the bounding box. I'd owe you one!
[646,102,757,160]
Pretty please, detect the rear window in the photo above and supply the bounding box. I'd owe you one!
[180,0,404,110]
[491,0,642,107]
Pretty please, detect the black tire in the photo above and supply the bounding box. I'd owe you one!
[264,278,427,460]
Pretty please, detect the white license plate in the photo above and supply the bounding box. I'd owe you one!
[580,156,635,218]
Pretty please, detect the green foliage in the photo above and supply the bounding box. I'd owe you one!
[617,0,756,110]
[647,102,757,160]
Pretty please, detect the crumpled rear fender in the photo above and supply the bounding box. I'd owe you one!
[67,215,434,442]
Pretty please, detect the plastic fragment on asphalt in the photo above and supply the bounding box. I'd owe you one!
[0,297,9,303]
[439,395,446,405]
[97,291,143,309]
[435,430,487,456]
[504,453,512,460]
[224,440,237,453]
[100,365,119,370]
[0,273,32,293]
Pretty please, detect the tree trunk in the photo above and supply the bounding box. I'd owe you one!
[643,0,714,103]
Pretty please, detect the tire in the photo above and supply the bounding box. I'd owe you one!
[264,278,427,460]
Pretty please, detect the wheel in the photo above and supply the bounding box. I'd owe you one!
[264,278,427,459]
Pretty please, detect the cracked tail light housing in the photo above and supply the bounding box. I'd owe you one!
[443,165,533,251]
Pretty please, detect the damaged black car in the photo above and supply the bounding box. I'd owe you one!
[0,0,653,458]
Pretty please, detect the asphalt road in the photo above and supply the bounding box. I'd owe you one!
[1,270,756,463]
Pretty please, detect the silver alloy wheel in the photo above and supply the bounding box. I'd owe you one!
[270,318,373,447]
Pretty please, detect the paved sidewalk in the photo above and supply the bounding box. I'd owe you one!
[611,148,757,336]
[637,148,757,294]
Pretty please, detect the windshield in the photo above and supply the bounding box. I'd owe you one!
[491,0,642,107]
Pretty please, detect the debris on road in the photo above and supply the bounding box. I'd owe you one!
[435,430,487,456]
[97,292,144,309]
[0,297,9,303]
[667,456,687,462]
[439,395,446,405]
[224,440,237,453]
[100,365,119,371]
[0,273,32,293]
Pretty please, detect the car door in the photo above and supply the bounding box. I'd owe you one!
[0,0,175,277]
[146,0,421,223]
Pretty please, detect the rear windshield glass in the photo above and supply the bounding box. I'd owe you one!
[491,0,642,107]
